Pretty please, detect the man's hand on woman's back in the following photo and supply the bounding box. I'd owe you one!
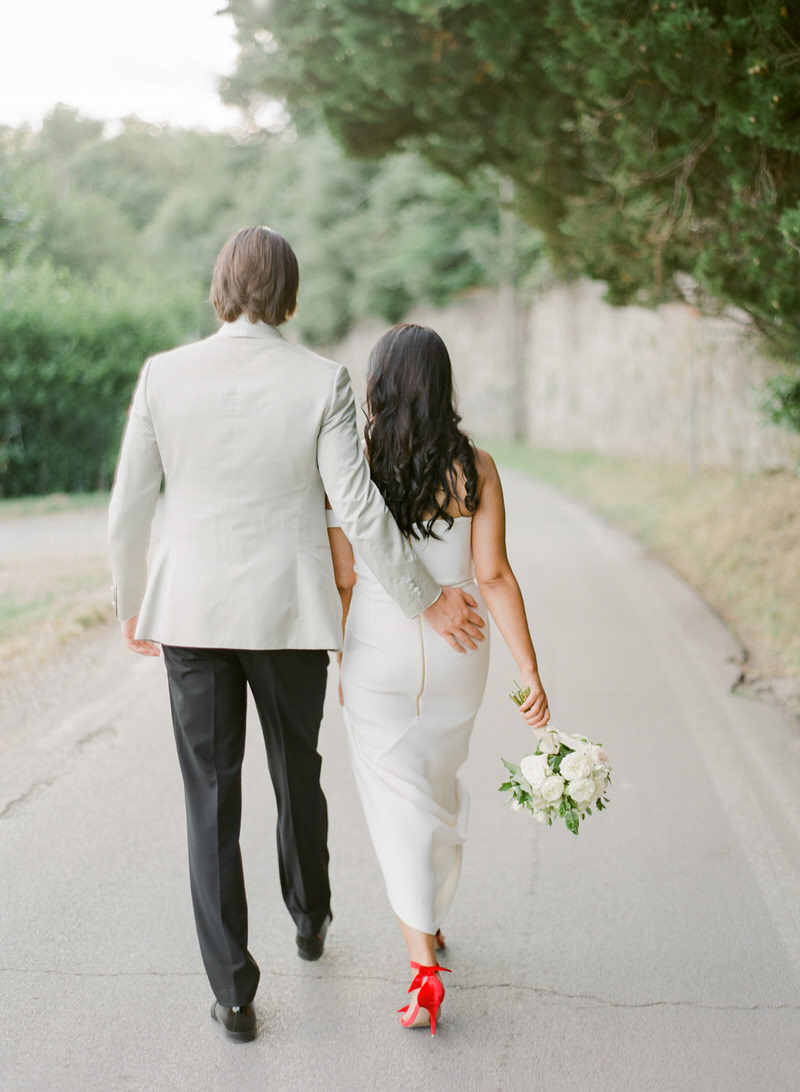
[423,585,485,653]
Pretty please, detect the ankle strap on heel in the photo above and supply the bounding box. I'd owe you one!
[408,961,452,991]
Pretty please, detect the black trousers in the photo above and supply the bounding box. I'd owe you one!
[162,646,330,1007]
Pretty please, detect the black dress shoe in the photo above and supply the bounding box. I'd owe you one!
[296,914,331,962]
[210,1001,257,1043]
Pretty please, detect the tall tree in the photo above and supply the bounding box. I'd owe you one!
[223,2,800,390]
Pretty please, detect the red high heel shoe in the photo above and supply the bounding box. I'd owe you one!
[398,961,451,1036]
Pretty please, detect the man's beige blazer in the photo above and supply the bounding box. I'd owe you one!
[107,316,440,649]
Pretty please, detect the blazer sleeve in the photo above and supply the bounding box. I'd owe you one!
[316,365,441,618]
[107,358,164,621]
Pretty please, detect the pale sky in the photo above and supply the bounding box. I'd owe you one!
[0,1,264,131]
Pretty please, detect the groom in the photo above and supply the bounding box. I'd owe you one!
[107,225,484,1042]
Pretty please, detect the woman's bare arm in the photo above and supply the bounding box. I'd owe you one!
[471,450,550,730]
[326,499,356,704]
[327,524,356,635]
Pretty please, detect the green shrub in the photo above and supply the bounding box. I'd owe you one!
[0,262,202,497]
[762,371,800,436]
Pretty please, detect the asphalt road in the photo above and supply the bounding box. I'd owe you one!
[1,468,799,1091]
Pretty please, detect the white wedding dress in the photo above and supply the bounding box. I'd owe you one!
[338,515,490,934]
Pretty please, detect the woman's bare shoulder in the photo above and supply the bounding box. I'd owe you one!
[473,448,501,490]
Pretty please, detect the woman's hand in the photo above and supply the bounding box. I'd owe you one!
[517,670,549,730]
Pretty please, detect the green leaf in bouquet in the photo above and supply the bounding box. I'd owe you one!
[565,809,580,835]
[498,780,513,793]
[502,758,520,774]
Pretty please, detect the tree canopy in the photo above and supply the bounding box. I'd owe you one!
[0,106,530,344]
[223,1,800,367]
[1,105,537,494]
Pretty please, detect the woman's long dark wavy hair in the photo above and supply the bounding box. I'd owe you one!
[364,324,479,540]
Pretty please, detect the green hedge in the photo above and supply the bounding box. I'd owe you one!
[0,263,204,497]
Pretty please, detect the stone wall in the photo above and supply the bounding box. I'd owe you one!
[323,280,799,472]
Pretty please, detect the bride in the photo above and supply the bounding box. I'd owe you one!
[326,323,549,1035]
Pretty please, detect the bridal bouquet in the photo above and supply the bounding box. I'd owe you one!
[499,685,612,835]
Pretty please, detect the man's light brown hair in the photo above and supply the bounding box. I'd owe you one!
[210,225,299,326]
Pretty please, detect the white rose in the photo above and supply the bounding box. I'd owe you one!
[592,769,609,795]
[520,753,551,788]
[586,745,612,773]
[536,810,550,824]
[511,798,524,812]
[560,751,593,781]
[538,731,560,756]
[540,774,565,803]
[567,776,596,805]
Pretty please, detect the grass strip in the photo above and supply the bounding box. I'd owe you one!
[0,558,112,678]
[489,442,800,713]
[0,492,109,519]
[0,492,112,677]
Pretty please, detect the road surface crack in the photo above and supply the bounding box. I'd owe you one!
[257,969,800,1012]
[0,723,115,820]
[1,966,796,1011]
